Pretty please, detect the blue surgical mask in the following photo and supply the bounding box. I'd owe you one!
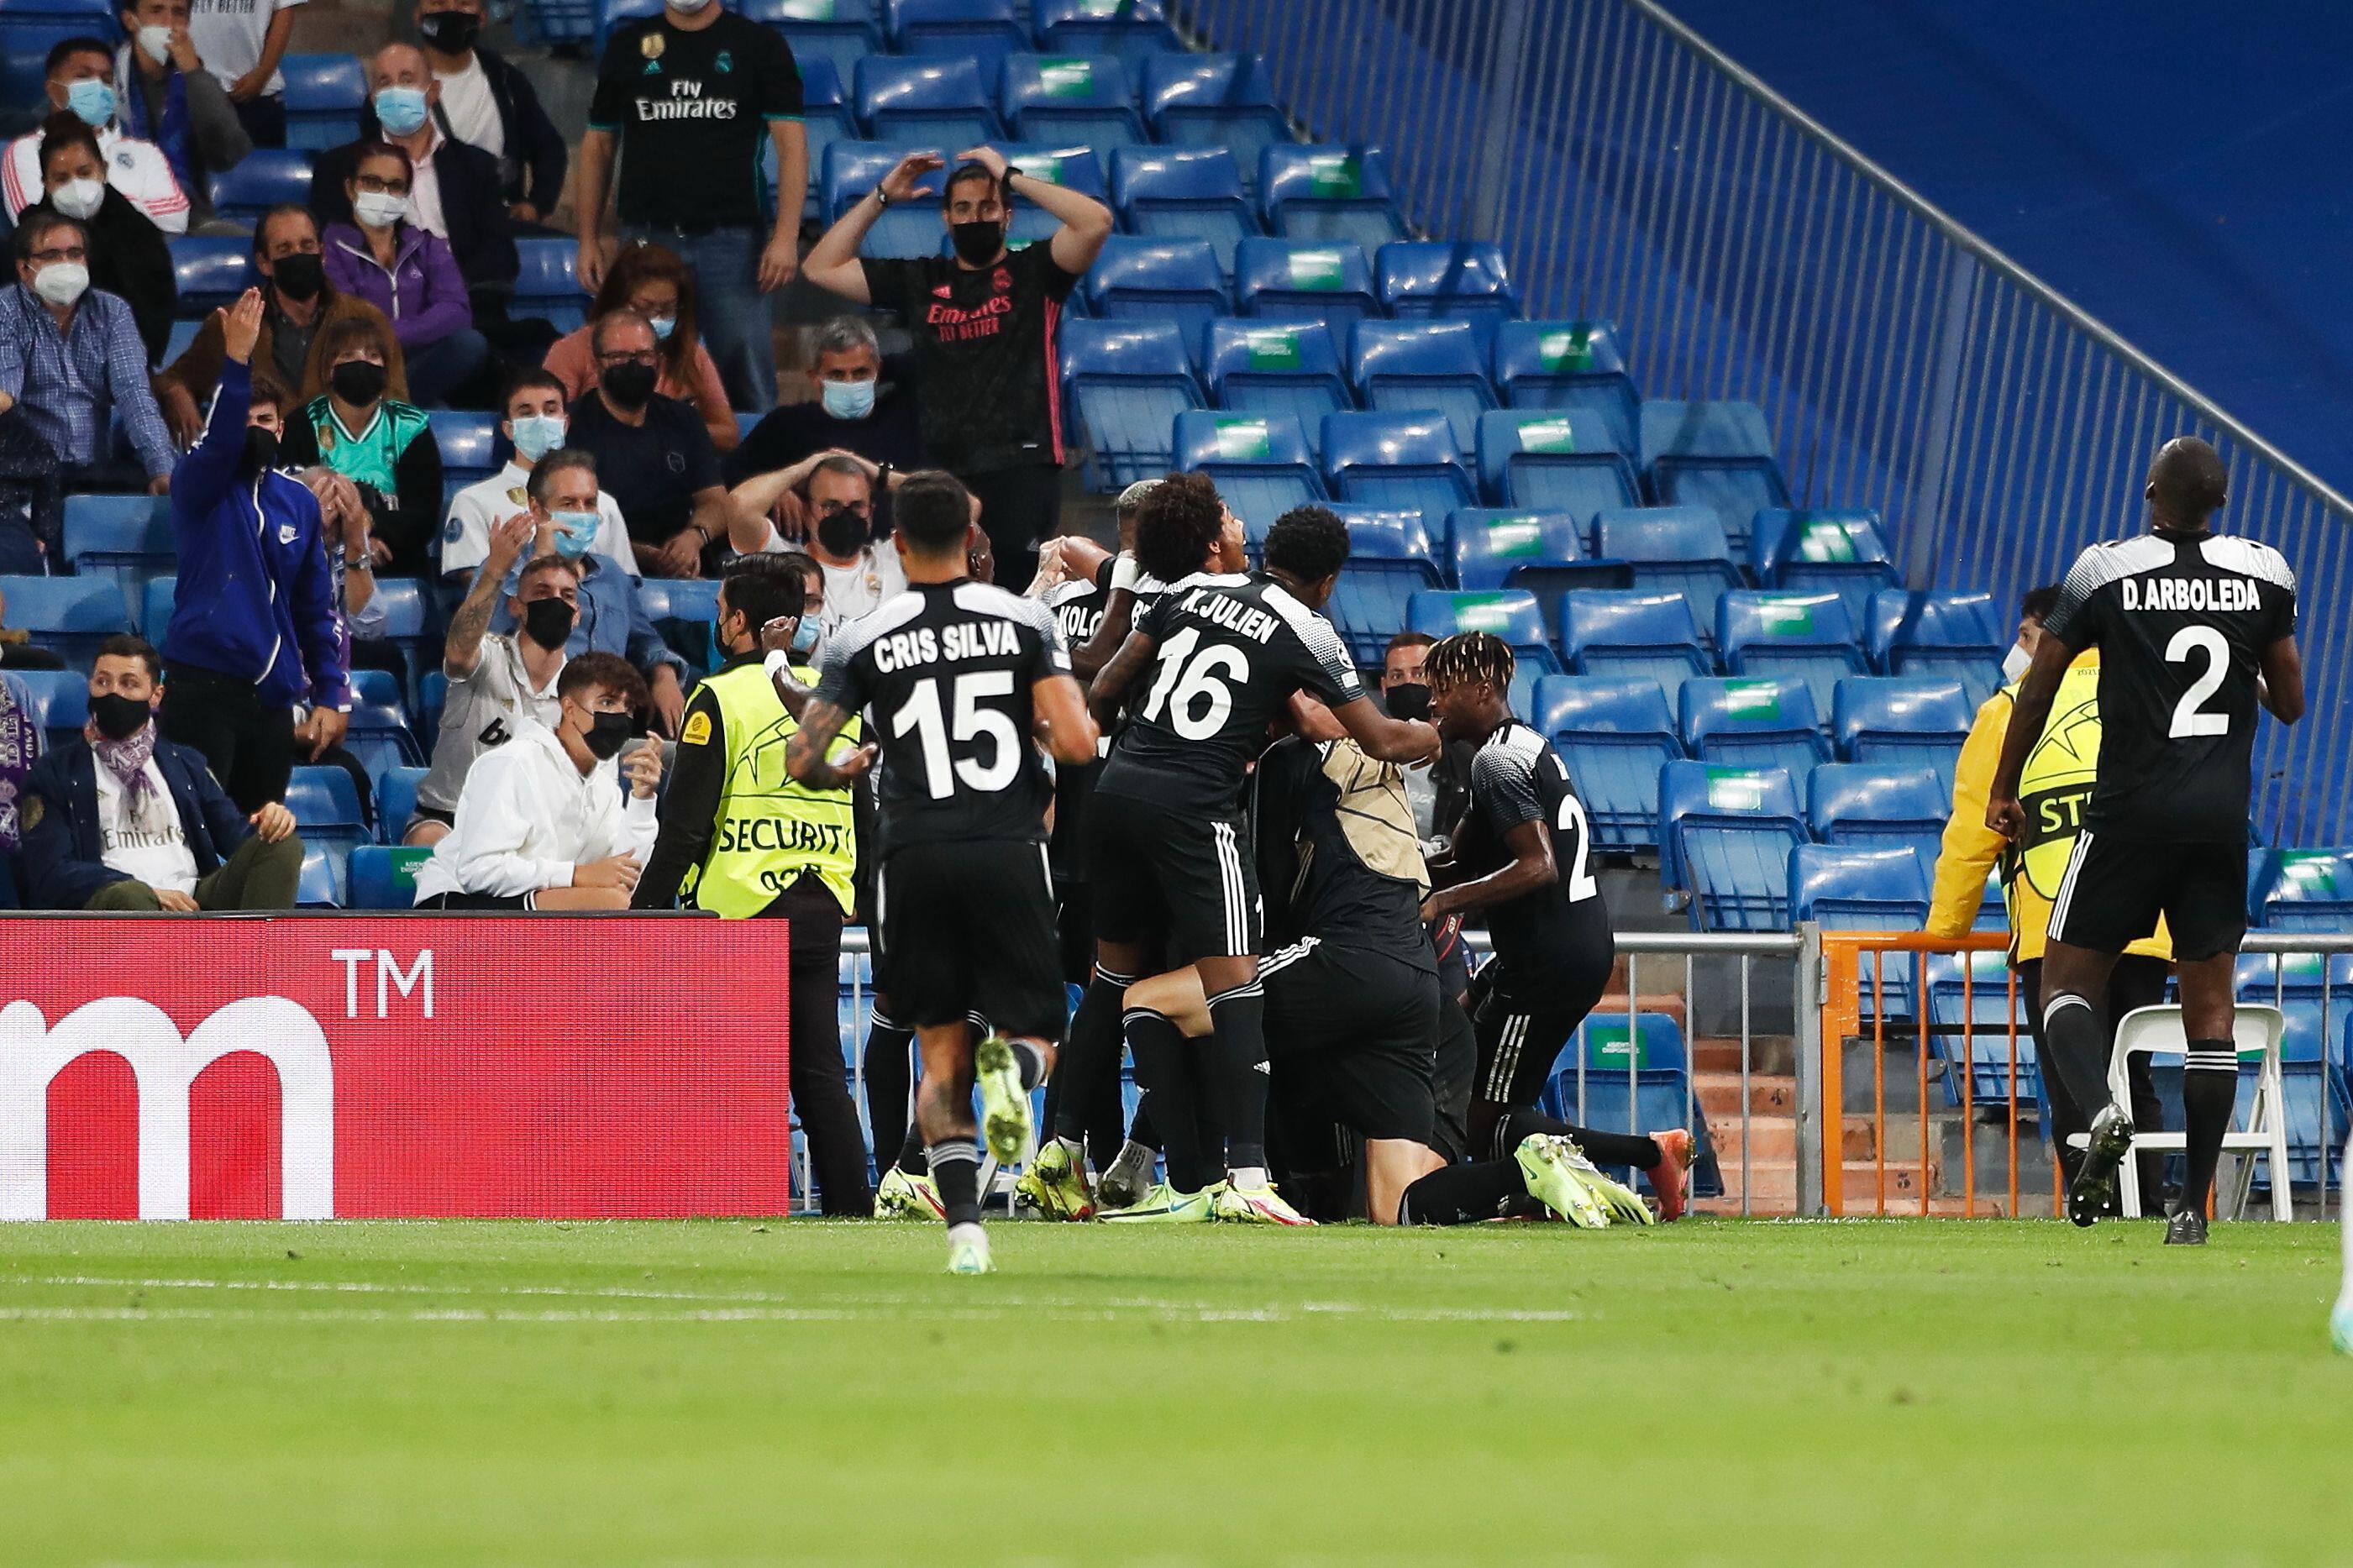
[510,413,566,463]
[648,314,676,343]
[821,378,875,421]
[791,617,822,657]
[373,86,430,136]
[549,509,600,559]
[66,79,115,127]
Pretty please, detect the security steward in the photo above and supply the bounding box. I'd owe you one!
[1929,584,2171,1206]
[636,552,874,1216]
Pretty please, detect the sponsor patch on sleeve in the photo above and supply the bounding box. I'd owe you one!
[680,709,713,746]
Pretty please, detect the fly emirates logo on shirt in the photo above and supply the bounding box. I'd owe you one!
[637,77,738,122]
[926,270,1016,343]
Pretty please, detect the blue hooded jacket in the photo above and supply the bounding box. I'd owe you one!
[160,359,353,713]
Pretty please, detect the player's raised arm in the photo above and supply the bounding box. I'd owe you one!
[785,698,877,789]
[1087,627,1158,728]
[1032,673,1100,765]
[1328,692,1441,765]
[2259,634,2305,723]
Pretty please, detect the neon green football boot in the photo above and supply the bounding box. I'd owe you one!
[1513,1135,1613,1230]
[1099,1180,1218,1223]
[1014,1139,1096,1221]
[945,1224,993,1275]
[874,1165,945,1221]
[1563,1143,1657,1226]
[1212,1179,1315,1226]
[973,1035,1035,1166]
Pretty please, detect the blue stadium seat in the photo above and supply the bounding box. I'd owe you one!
[511,238,585,333]
[1375,241,1517,352]
[1405,589,1559,675]
[1001,52,1145,147]
[365,577,435,695]
[1321,411,1475,535]
[1751,507,1899,626]
[11,667,87,751]
[1789,843,1930,930]
[514,0,594,45]
[1832,676,1972,796]
[2252,850,2353,931]
[344,705,427,785]
[170,236,258,317]
[1924,949,2039,1106]
[855,55,999,144]
[1319,506,1442,666]
[281,54,366,150]
[1491,318,1637,456]
[1111,146,1257,276]
[205,148,310,228]
[771,58,853,221]
[1233,238,1380,342]
[761,0,884,85]
[141,574,176,641]
[1533,674,1681,852]
[287,764,369,855]
[1717,590,1869,721]
[1171,410,1323,528]
[1141,55,1289,192]
[1593,506,1741,644]
[296,844,344,907]
[376,765,427,842]
[1200,318,1350,454]
[594,0,663,53]
[1445,509,1582,590]
[1807,763,1948,863]
[1032,0,1181,67]
[1864,589,2004,707]
[1636,398,1788,556]
[1561,589,1710,696]
[0,575,132,668]
[349,668,407,718]
[1657,760,1805,929]
[1058,317,1200,491]
[1258,144,1405,255]
[891,0,1029,69]
[1350,319,1493,459]
[63,493,173,621]
[1084,238,1227,356]
[2235,950,2353,1004]
[821,143,953,259]
[347,845,432,910]
[1474,408,1639,526]
[430,412,502,487]
[1678,676,1828,781]
[1538,1011,1710,1193]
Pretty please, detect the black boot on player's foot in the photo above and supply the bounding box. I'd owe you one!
[2163,1205,2209,1246]
[2067,1104,2135,1229]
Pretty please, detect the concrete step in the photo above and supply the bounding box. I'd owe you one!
[1695,1072,1795,1120]
[1692,1036,1798,1075]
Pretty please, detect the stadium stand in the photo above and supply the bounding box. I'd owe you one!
[1532,675,1681,853]
[1060,318,1200,490]
[1200,318,1351,454]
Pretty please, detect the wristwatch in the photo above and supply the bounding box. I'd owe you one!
[345,554,373,573]
[872,186,891,209]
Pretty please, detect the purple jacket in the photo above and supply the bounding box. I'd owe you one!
[321,221,473,351]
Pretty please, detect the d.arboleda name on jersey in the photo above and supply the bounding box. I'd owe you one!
[2117,575,2265,612]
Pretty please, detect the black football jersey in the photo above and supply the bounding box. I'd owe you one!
[1452,721,1611,974]
[815,579,1068,852]
[1041,574,1109,880]
[2042,531,2297,841]
[1096,571,1364,813]
[1253,736,1434,973]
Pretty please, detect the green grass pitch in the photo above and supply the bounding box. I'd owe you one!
[1,1218,2347,1565]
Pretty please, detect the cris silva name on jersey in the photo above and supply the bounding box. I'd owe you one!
[870,619,1027,673]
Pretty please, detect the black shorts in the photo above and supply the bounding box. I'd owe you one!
[2048,829,2247,962]
[1430,996,1479,1164]
[1085,788,1261,961]
[1263,938,1439,1146]
[877,838,1065,1041]
[1470,949,1613,1109]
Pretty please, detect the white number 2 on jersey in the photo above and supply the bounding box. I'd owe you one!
[1551,754,1599,900]
[1139,625,1252,741]
[890,670,1019,800]
[2166,625,2230,738]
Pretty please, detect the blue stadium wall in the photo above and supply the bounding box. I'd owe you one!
[1172,0,2353,845]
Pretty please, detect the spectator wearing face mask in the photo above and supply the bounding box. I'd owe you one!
[723,316,923,523]
[3,38,191,234]
[18,634,305,910]
[408,513,573,846]
[154,291,352,812]
[276,312,444,575]
[412,651,663,910]
[320,141,490,408]
[482,446,691,737]
[413,0,565,234]
[156,204,410,446]
[0,211,176,496]
[439,370,635,591]
[726,449,907,643]
[542,240,735,454]
[20,115,175,369]
[565,307,732,579]
[113,0,252,234]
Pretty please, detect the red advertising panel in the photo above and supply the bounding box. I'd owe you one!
[0,916,793,1219]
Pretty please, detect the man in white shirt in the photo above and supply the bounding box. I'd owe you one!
[412,650,664,910]
[15,635,303,910]
[727,450,908,642]
[440,370,636,588]
[186,0,303,147]
[1,38,192,233]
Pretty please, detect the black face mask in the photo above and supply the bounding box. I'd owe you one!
[949,219,1004,266]
[416,9,481,51]
[240,426,281,475]
[521,596,575,650]
[599,360,657,410]
[582,710,633,762]
[89,691,153,741]
[1384,681,1431,723]
[815,506,869,559]
[331,359,387,406]
[270,251,324,302]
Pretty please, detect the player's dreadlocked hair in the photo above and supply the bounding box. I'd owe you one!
[1133,471,1228,584]
[1424,631,1515,695]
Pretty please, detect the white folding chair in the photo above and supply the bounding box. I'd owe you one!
[2108,1004,2291,1220]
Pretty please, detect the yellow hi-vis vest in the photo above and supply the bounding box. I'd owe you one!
[2008,656,2171,964]
[683,661,859,920]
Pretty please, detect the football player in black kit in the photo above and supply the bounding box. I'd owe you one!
[787,471,1100,1275]
[1057,490,1441,1224]
[1988,437,2303,1244]
[1421,632,1620,1154]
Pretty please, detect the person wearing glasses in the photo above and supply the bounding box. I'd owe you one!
[564,307,731,579]
[0,209,175,496]
[321,141,490,408]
